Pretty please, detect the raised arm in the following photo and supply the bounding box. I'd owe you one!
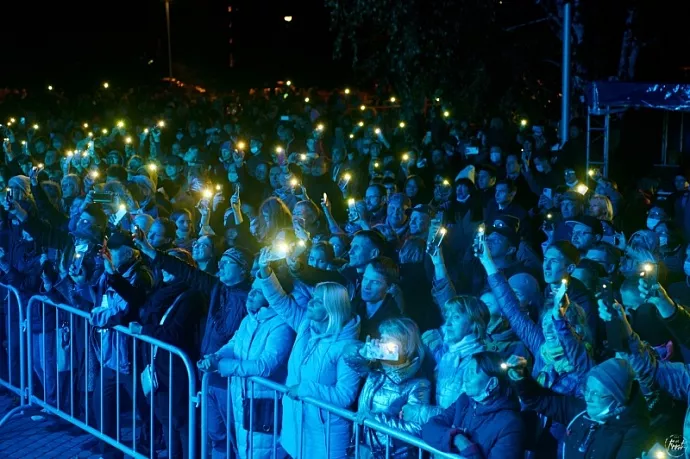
[256,267,306,332]
[134,230,219,296]
[487,272,545,354]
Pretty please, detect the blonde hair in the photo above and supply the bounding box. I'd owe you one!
[442,295,489,340]
[589,194,614,222]
[314,282,353,335]
[378,318,423,362]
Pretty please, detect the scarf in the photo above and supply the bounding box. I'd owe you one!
[446,335,485,367]
[537,338,575,387]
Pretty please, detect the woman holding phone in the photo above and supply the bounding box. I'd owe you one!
[256,248,361,459]
[347,318,431,458]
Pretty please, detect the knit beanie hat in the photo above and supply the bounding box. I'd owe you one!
[221,247,252,274]
[588,358,634,405]
[509,273,541,307]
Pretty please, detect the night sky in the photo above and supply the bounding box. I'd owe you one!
[1,0,689,91]
[0,0,343,90]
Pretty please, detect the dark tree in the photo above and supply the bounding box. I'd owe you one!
[325,0,499,117]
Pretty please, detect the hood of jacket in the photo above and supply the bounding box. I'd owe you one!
[380,351,425,385]
[591,382,650,429]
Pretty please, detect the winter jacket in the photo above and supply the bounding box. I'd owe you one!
[355,356,431,457]
[399,262,440,333]
[516,376,651,459]
[663,302,690,349]
[22,212,105,309]
[354,293,402,341]
[216,306,295,459]
[90,257,153,374]
[30,182,69,231]
[257,271,362,459]
[556,276,599,344]
[627,330,690,459]
[0,230,53,333]
[421,390,525,459]
[138,282,203,416]
[488,272,592,395]
[139,281,203,382]
[485,319,532,362]
[152,251,249,358]
[406,331,485,425]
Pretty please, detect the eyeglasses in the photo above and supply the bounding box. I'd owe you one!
[192,241,212,249]
[218,258,235,268]
[583,387,613,402]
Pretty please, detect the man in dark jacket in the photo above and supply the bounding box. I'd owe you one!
[542,241,598,344]
[483,179,529,240]
[290,229,386,302]
[89,230,154,458]
[354,257,403,340]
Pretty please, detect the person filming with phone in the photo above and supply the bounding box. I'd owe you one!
[346,318,431,458]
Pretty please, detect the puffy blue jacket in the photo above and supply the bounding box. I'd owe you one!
[216,306,295,459]
[257,271,362,459]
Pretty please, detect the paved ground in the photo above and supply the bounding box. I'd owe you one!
[0,392,142,459]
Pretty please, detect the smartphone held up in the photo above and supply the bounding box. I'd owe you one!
[361,340,400,362]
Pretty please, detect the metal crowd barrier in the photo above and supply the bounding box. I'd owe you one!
[200,372,459,459]
[25,295,199,459]
[0,282,27,426]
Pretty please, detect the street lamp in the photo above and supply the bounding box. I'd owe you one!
[164,0,173,78]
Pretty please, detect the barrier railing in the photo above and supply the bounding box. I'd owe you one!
[0,282,27,426]
[25,295,199,459]
[200,372,459,459]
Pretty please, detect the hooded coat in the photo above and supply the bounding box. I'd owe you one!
[216,305,295,459]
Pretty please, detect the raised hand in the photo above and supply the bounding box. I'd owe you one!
[639,277,676,318]
[102,248,115,275]
[504,355,529,380]
[68,264,87,286]
[212,192,225,212]
[132,225,156,259]
[258,247,273,270]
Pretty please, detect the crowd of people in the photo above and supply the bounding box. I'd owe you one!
[0,82,689,459]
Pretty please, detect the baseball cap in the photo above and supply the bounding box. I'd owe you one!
[107,230,136,249]
[492,214,520,234]
[565,215,603,237]
[487,225,520,247]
